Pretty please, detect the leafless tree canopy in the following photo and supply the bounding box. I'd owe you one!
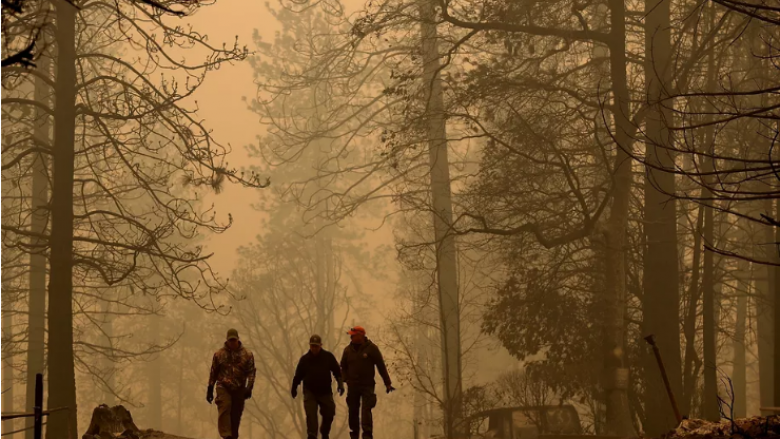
[1,0,778,437]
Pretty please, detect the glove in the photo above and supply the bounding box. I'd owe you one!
[291,387,298,399]
[244,388,252,400]
[338,385,345,396]
[206,385,214,404]
[386,384,396,394]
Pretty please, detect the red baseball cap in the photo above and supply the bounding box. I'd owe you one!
[347,326,366,335]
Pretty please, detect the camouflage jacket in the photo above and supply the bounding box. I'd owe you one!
[209,342,256,391]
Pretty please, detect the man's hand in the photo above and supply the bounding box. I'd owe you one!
[244,388,253,400]
[206,385,214,404]
[386,384,396,394]
[338,385,345,396]
[291,387,298,399]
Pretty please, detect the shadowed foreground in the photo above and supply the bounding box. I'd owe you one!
[76,402,778,439]
[657,417,779,439]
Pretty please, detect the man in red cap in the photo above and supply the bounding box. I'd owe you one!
[340,326,395,439]
[207,328,256,439]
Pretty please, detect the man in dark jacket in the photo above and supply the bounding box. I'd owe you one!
[292,334,344,439]
[207,328,256,439]
[340,326,395,439]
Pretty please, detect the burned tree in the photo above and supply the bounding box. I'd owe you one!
[1,0,267,436]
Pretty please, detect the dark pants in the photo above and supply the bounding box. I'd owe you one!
[346,385,376,439]
[304,389,336,439]
[215,386,245,439]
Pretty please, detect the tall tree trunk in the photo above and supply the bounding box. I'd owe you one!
[324,235,335,343]
[740,21,775,408]
[701,171,718,421]
[731,260,749,418]
[700,1,719,421]
[2,297,15,438]
[148,315,162,430]
[47,0,78,436]
[26,42,51,439]
[742,5,776,412]
[418,0,463,435]
[775,198,780,407]
[313,232,334,341]
[414,284,430,439]
[177,320,185,436]
[413,398,422,439]
[682,205,704,416]
[753,234,776,407]
[309,71,335,346]
[101,297,115,406]
[315,234,326,337]
[642,0,682,433]
[601,0,634,434]
[753,202,775,411]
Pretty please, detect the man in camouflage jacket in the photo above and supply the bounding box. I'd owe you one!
[207,328,256,439]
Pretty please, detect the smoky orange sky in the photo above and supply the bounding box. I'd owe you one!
[178,0,515,382]
[182,0,280,276]
[182,0,376,273]
[182,0,400,321]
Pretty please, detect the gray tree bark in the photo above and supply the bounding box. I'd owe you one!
[25,38,51,439]
[751,215,775,409]
[101,297,115,406]
[46,0,79,436]
[2,297,15,438]
[413,283,431,439]
[700,2,720,421]
[756,253,775,409]
[176,320,186,435]
[775,198,780,406]
[147,314,162,430]
[701,166,718,421]
[314,233,334,340]
[681,206,703,416]
[731,260,749,418]
[743,8,776,413]
[642,0,682,433]
[601,0,635,433]
[419,1,463,435]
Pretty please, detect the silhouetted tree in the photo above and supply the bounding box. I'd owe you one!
[1,0,267,436]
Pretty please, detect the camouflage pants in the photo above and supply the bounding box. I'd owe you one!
[215,386,245,439]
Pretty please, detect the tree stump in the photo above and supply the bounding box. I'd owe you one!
[82,405,140,439]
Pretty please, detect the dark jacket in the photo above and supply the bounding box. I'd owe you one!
[292,349,342,395]
[340,339,391,387]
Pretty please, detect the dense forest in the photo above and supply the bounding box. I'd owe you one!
[1,0,778,438]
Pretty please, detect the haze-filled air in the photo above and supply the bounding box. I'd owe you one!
[1,0,778,439]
